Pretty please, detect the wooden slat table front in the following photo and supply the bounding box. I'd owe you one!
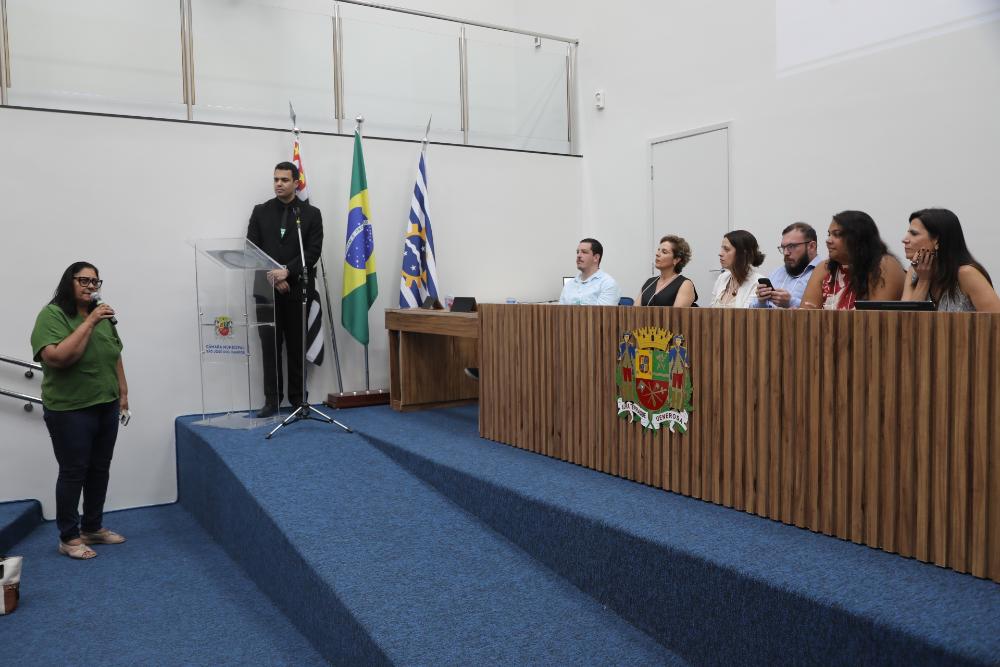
[384,309,479,411]
[478,304,1000,583]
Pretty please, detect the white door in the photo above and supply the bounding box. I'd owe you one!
[650,126,730,305]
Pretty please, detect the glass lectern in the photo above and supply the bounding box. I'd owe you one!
[193,238,281,428]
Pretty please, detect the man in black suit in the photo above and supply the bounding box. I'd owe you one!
[247,161,324,416]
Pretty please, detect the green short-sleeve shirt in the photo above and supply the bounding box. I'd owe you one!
[30,304,123,411]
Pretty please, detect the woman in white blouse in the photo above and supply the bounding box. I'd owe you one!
[710,230,766,308]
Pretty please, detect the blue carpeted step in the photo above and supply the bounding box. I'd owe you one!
[347,404,1000,667]
[0,499,42,553]
[176,414,684,666]
[1,504,327,666]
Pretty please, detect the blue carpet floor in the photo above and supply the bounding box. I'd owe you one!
[15,403,989,666]
[344,404,1000,667]
[1,504,326,666]
[177,412,684,667]
[0,499,41,553]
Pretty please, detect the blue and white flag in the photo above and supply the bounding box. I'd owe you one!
[399,147,439,307]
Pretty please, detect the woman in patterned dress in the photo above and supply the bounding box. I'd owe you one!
[801,210,904,310]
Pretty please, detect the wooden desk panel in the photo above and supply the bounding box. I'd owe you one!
[385,309,479,338]
[479,304,1000,583]
[385,309,479,411]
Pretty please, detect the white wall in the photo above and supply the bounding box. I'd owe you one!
[515,1,1000,296]
[0,107,581,517]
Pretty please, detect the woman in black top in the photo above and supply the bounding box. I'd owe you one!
[639,235,698,307]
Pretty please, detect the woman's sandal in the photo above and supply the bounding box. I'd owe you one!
[59,540,97,560]
[80,528,127,545]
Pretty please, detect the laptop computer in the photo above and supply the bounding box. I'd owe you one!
[854,300,935,312]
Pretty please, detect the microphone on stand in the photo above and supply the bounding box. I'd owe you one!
[90,292,119,326]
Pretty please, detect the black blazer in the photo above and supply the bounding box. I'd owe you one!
[246,197,324,287]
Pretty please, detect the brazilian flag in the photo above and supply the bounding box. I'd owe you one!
[341,131,378,345]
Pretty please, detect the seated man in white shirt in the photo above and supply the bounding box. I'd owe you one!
[752,222,823,309]
[559,238,621,305]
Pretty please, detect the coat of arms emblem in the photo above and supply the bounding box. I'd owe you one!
[214,315,234,337]
[616,326,693,433]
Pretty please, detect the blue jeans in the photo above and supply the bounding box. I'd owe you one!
[42,400,120,542]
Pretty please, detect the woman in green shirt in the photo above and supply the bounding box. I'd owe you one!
[30,262,129,560]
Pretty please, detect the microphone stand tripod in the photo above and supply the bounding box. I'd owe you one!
[267,209,351,439]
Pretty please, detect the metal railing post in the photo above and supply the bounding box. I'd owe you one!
[179,0,195,120]
[0,0,10,105]
[185,0,196,113]
[332,2,344,134]
[567,42,577,153]
[179,0,191,119]
[459,25,469,144]
[179,0,188,116]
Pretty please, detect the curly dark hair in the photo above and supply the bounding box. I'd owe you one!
[827,211,893,300]
[659,235,692,272]
[910,208,992,300]
[724,230,765,285]
[50,262,99,317]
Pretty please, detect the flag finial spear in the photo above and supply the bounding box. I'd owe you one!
[355,116,364,136]
[288,101,298,134]
[422,115,433,147]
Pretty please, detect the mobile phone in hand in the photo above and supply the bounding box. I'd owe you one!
[757,278,773,289]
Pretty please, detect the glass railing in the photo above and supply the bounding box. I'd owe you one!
[0,0,578,154]
[2,0,187,118]
[340,3,463,144]
[466,26,571,153]
[190,0,339,131]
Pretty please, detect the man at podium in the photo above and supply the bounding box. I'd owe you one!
[247,161,324,416]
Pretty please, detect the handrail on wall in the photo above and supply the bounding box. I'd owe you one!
[0,354,41,379]
[1,386,41,412]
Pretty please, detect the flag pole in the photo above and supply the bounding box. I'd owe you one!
[289,100,298,138]
[355,115,371,391]
[422,114,432,147]
[364,347,370,390]
[330,111,385,407]
[319,257,344,393]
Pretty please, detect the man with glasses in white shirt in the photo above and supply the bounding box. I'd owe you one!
[753,222,822,309]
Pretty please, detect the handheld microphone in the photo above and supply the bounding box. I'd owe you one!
[90,293,118,326]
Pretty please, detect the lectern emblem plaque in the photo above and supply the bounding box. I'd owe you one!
[615,326,693,433]
[214,315,234,337]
